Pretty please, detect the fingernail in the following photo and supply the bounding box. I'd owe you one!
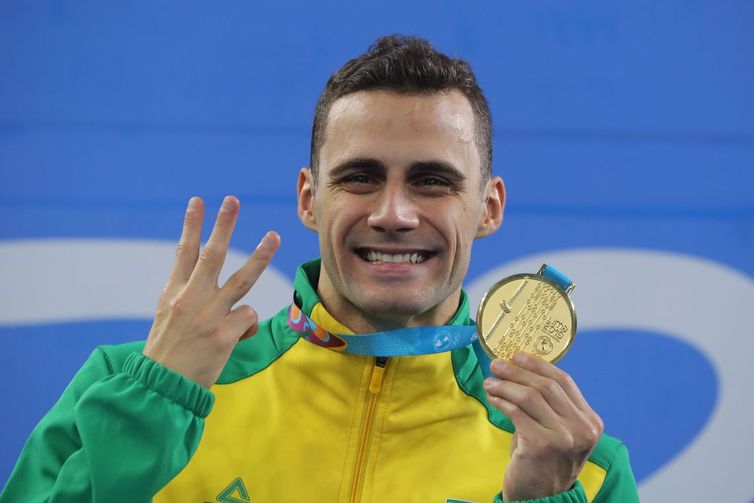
[491,359,506,374]
[512,352,528,364]
[257,232,274,250]
[221,196,232,210]
[187,196,199,210]
[483,378,494,389]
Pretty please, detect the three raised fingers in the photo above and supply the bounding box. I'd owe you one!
[167,196,280,310]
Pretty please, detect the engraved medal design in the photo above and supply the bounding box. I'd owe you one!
[475,265,576,364]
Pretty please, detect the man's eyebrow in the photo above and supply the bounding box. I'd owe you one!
[407,161,467,182]
[328,158,387,179]
[327,158,467,184]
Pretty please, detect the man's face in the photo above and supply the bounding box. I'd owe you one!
[298,89,504,331]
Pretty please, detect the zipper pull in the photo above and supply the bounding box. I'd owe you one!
[368,356,388,394]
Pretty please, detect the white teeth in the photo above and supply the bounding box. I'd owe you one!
[364,250,426,264]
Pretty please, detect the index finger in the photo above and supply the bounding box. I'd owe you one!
[167,196,205,286]
[216,231,281,308]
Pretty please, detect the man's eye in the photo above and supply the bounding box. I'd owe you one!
[416,176,451,190]
[347,174,372,184]
[336,173,379,193]
[421,177,444,186]
[412,176,458,196]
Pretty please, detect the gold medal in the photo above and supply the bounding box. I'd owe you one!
[475,264,576,364]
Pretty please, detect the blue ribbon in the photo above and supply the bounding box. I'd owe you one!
[342,324,493,378]
[541,264,574,291]
[287,303,494,377]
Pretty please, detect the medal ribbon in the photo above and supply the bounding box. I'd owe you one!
[287,302,494,377]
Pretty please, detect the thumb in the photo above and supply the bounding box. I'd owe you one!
[222,305,259,343]
[239,323,259,342]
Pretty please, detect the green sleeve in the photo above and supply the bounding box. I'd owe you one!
[492,480,588,503]
[592,443,639,503]
[0,348,214,503]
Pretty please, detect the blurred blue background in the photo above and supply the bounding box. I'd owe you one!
[1,1,753,501]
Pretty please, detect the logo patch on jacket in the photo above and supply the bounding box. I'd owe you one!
[214,477,250,503]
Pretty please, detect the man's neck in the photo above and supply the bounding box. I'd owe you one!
[315,284,462,334]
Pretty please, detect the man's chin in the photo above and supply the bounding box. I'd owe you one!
[352,297,439,328]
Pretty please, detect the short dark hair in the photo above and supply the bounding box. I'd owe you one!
[310,34,492,183]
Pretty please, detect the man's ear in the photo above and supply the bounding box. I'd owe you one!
[475,176,506,239]
[297,167,318,232]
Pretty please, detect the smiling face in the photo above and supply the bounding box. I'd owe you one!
[298,90,505,332]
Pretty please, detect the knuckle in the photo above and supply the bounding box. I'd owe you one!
[216,208,235,227]
[558,369,576,389]
[227,273,253,293]
[200,247,222,267]
[562,431,577,451]
[170,295,191,317]
[543,378,562,397]
[573,418,602,451]
[587,425,602,445]
[593,415,605,437]
[521,388,539,405]
[175,240,190,257]
[157,287,171,305]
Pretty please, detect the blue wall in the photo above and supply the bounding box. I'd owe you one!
[1,2,753,501]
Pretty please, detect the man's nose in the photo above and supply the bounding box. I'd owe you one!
[367,185,420,233]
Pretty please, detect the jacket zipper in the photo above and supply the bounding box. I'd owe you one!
[349,356,388,503]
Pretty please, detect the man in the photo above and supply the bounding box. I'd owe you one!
[1,35,638,502]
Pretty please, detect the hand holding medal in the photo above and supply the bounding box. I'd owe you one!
[479,265,604,501]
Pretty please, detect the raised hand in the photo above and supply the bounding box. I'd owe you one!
[143,196,280,388]
[483,352,603,501]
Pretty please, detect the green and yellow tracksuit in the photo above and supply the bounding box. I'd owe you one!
[1,260,638,503]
